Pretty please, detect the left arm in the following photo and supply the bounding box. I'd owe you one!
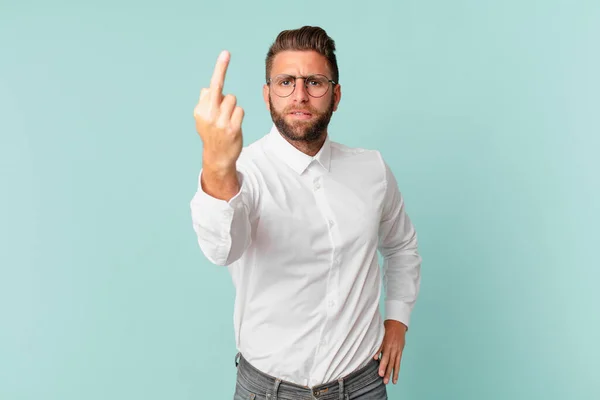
[374,158,422,384]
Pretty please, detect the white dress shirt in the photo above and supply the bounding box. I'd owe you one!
[190,125,421,387]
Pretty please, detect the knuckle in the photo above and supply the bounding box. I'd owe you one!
[194,103,209,115]
[223,94,237,104]
[193,110,205,121]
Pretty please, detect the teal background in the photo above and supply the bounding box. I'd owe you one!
[1,0,598,399]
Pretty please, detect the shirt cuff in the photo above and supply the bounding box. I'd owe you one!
[385,300,412,329]
[195,169,245,208]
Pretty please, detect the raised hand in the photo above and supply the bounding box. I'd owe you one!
[193,50,244,200]
[194,50,244,171]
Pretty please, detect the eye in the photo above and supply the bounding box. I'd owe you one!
[274,75,294,87]
[307,76,328,87]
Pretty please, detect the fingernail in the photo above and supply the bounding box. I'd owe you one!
[219,50,229,61]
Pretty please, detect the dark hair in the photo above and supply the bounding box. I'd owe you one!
[265,26,339,84]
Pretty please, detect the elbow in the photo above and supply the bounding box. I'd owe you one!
[202,244,248,267]
[381,231,420,259]
[191,204,253,267]
[196,239,231,267]
[195,229,251,267]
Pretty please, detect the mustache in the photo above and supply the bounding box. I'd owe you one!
[284,106,319,114]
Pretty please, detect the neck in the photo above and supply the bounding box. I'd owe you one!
[281,132,327,157]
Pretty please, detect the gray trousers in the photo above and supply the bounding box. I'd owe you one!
[233,353,388,400]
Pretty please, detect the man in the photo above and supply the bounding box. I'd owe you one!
[191,26,421,400]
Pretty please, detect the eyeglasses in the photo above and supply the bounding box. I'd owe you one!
[267,74,337,98]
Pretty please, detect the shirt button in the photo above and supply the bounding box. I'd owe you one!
[328,300,335,307]
[328,219,334,227]
[314,180,321,190]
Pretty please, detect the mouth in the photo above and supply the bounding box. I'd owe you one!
[288,111,313,120]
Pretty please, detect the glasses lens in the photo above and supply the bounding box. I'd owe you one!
[305,75,330,97]
[271,75,295,97]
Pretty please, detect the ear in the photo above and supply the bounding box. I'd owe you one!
[333,84,342,112]
[263,84,270,111]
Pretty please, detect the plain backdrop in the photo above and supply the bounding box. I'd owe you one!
[1,0,598,399]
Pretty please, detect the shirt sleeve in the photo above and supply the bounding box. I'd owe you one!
[189,165,257,266]
[378,159,422,329]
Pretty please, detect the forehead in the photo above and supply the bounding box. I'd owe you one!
[271,50,332,77]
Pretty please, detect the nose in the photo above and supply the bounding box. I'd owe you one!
[292,78,309,103]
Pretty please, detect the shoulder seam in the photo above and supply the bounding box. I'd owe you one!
[375,150,388,193]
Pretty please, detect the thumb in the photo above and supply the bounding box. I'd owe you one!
[373,343,383,360]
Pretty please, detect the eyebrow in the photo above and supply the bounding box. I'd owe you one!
[274,73,330,79]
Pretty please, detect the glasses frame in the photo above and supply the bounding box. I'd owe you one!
[267,74,337,98]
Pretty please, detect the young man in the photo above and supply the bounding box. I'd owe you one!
[191,26,421,400]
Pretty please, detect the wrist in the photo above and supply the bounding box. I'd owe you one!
[200,162,240,201]
[202,156,236,176]
[384,319,408,332]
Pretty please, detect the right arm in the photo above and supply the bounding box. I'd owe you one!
[189,50,253,266]
[190,166,255,266]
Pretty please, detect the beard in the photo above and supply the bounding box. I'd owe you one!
[269,95,335,143]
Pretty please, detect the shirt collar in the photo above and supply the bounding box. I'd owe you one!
[267,124,331,175]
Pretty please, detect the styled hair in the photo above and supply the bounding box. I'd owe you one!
[265,26,339,84]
